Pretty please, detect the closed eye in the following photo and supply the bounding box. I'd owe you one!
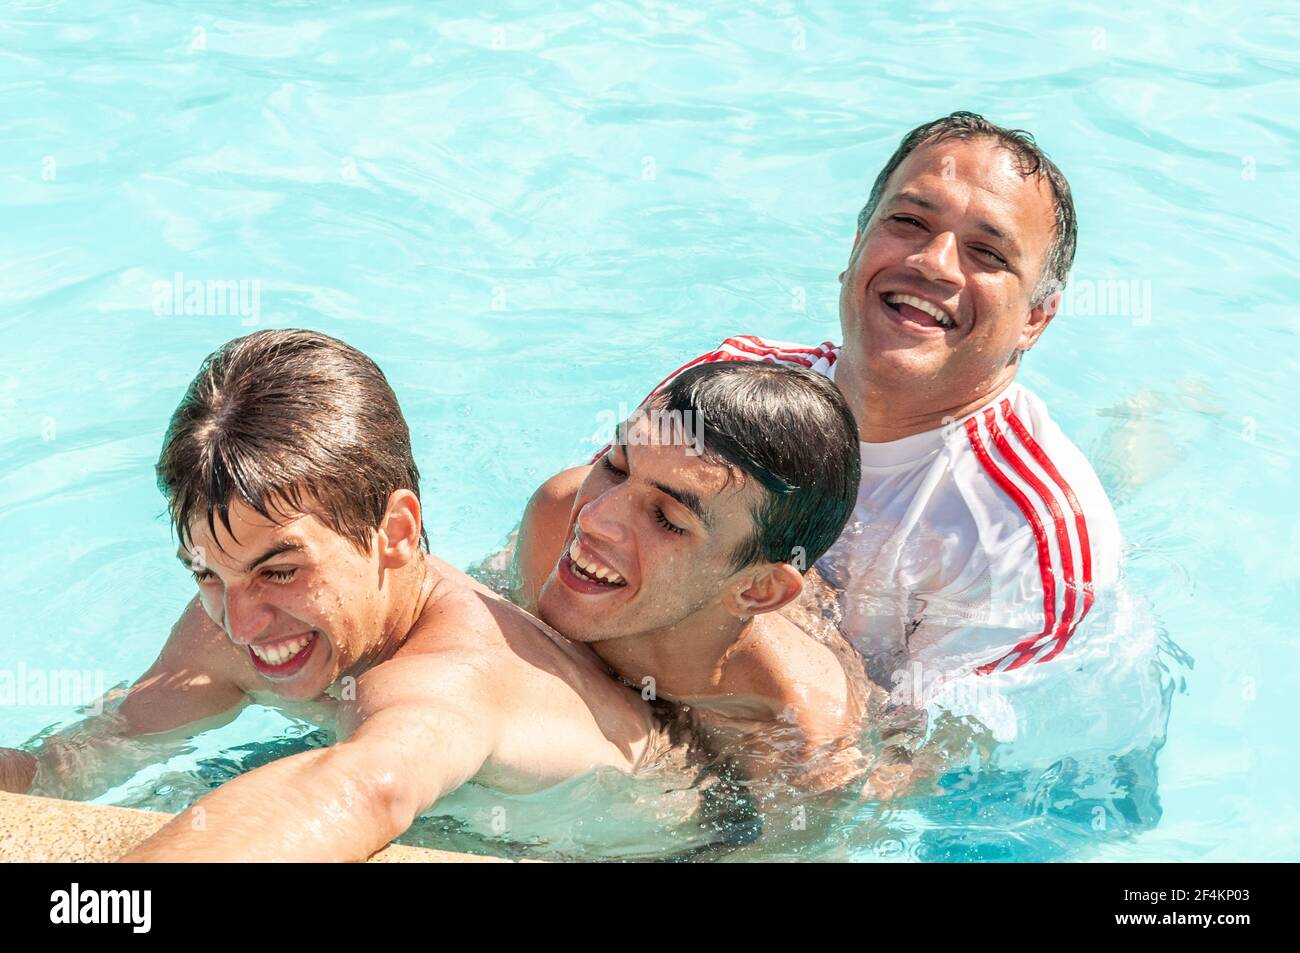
[601,454,626,478]
[974,246,1007,266]
[190,567,297,585]
[653,505,686,535]
[890,214,924,229]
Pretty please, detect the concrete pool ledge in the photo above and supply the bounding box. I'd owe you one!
[0,791,508,863]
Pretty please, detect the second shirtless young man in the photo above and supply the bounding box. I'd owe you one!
[512,360,874,796]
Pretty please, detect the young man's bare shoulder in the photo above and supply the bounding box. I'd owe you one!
[389,558,656,764]
[724,614,860,737]
[404,555,578,664]
[405,570,520,656]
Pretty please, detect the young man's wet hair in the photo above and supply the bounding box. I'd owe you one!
[648,360,861,571]
[156,328,427,554]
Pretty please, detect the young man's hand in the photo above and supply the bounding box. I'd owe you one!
[0,748,37,794]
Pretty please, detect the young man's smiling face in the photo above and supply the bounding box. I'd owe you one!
[839,136,1061,407]
[180,498,401,701]
[537,411,793,643]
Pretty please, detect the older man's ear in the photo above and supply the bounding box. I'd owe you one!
[1018,287,1062,357]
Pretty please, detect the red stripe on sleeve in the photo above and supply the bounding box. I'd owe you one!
[964,417,1058,675]
[1000,398,1096,651]
[984,406,1081,665]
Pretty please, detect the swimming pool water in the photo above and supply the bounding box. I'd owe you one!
[1,0,1297,860]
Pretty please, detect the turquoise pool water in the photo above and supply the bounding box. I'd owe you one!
[1,1,1297,860]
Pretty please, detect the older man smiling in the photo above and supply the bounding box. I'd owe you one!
[516,112,1122,709]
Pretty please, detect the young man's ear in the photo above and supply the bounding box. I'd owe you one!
[376,489,423,568]
[722,563,804,619]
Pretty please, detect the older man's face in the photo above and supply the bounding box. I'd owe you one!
[839,137,1059,406]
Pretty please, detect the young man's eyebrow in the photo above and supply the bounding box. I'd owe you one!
[621,441,712,529]
[245,541,305,571]
[175,540,305,573]
[891,190,1021,256]
[651,480,711,528]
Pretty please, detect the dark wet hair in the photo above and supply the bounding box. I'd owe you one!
[857,110,1077,305]
[651,361,860,572]
[157,328,427,555]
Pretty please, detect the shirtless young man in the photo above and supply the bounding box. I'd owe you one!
[2,330,870,859]
[511,360,875,796]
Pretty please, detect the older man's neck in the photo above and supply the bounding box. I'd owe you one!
[838,357,1019,444]
[593,605,752,701]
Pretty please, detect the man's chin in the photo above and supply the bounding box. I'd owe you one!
[536,587,604,644]
[265,671,333,701]
[858,338,948,385]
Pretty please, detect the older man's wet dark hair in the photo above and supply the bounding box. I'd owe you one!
[157,328,427,556]
[857,110,1078,306]
[649,361,860,573]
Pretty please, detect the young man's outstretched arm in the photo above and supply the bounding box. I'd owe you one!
[120,653,497,863]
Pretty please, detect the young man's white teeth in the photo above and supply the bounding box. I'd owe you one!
[254,633,314,665]
[594,566,609,580]
[568,539,581,563]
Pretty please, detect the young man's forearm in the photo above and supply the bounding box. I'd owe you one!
[10,701,241,802]
[119,717,478,868]
[123,666,498,862]
[0,716,177,800]
[120,742,423,863]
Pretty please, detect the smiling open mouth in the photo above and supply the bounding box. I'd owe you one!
[248,630,319,678]
[558,538,628,593]
[882,292,956,330]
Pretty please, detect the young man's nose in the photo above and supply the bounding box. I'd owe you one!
[906,231,964,287]
[222,590,274,645]
[575,489,631,548]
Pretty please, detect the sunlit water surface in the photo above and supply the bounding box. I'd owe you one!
[1,1,1297,860]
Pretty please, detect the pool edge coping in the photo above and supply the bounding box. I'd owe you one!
[0,790,513,863]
